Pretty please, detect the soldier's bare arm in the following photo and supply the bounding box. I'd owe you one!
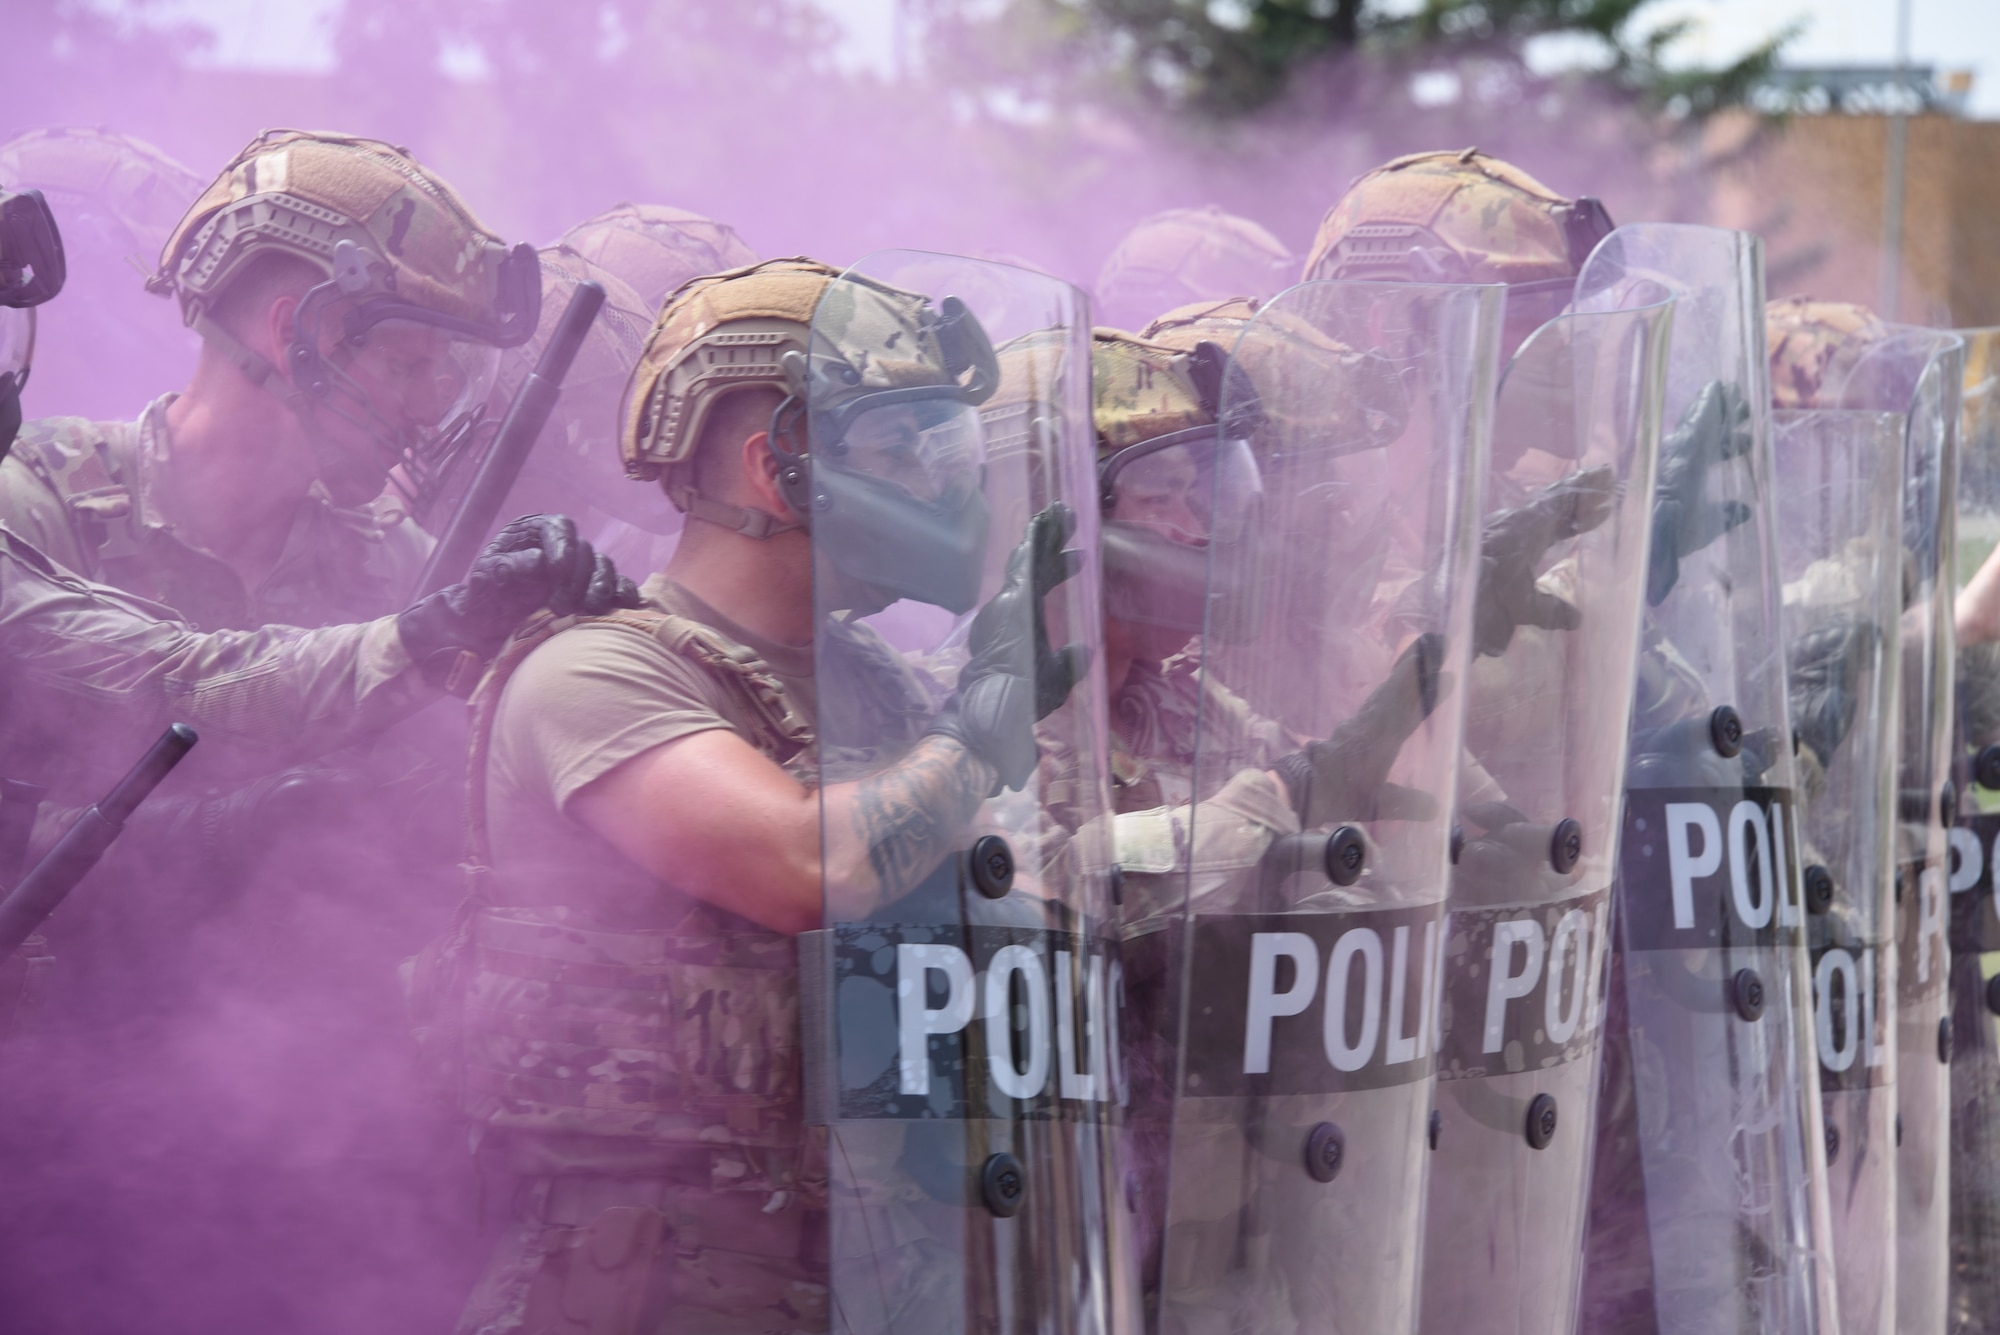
[570,727,997,936]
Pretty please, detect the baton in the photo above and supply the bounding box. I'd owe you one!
[411,281,607,601]
[0,723,197,960]
[0,778,45,890]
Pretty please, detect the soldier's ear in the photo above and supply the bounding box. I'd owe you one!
[742,429,804,522]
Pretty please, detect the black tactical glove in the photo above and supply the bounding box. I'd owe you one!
[1474,464,1616,657]
[1273,632,1447,828]
[1789,615,1882,768]
[120,762,381,872]
[1647,381,1755,607]
[396,513,641,688]
[925,503,1090,791]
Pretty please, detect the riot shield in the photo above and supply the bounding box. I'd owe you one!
[1417,288,1674,1335]
[1769,406,1905,1335]
[1949,325,2000,1335]
[794,252,1135,1335]
[1867,328,1965,1335]
[1130,278,1500,1335]
[1572,224,1838,1335]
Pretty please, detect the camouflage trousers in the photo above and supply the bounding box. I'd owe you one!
[458,1170,831,1335]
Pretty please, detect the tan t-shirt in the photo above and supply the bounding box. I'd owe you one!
[484,574,816,925]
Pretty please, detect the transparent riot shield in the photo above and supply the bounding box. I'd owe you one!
[1769,407,1905,1335]
[1572,225,1838,1335]
[793,252,1135,1335]
[413,250,672,577]
[1864,328,1965,1335]
[1125,279,1500,1335]
[1949,325,2000,1335]
[1417,290,1674,1335]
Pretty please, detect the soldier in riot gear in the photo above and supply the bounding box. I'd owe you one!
[0,127,205,423]
[1095,205,1295,332]
[1089,265,1505,1335]
[1763,295,1955,1335]
[0,128,540,631]
[1302,146,1676,1335]
[424,254,1128,1334]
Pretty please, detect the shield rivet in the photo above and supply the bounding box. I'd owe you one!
[1525,1093,1559,1150]
[1324,826,1366,887]
[1896,1114,1905,1147]
[1825,1123,1841,1165]
[1428,1108,1442,1151]
[1731,968,1765,1021]
[1940,1015,1955,1064]
[1978,745,2000,792]
[981,1152,1026,1217]
[1304,1121,1344,1183]
[1803,865,1835,914]
[969,835,1015,900]
[1550,819,1583,875]
[1709,705,1744,758]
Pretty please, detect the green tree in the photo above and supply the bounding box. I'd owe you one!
[928,0,1790,123]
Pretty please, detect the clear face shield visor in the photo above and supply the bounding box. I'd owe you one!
[1100,429,1263,638]
[804,395,996,615]
[291,283,505,505]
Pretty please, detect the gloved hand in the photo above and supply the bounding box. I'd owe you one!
[925,504,1090,791]
[1648,381,1755,606]
[396,513,641,687]
[122,762,382,870]
[1789,615,1881,768]
[1273,632,1448,828]
[1474,464,1616,657]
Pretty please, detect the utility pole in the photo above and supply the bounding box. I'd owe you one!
[1880,0,1914,320]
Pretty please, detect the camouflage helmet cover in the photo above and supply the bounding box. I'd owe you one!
[150,128,537,346]
[623,257,995,500]
[1765,296,1893,410]
[0,127,202,268]
[1096,206,1294,331]
[558,202,759,310]
[1304,148,1609,288]
[1140,297,1410,458]
[1090,327,1228,457]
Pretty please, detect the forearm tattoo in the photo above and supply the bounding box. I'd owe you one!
[851,735,997,898]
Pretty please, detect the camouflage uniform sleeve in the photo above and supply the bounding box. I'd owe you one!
[0,527,436,767]
[0,419,103,578]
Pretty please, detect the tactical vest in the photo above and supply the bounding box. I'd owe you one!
[410,604,929,1188]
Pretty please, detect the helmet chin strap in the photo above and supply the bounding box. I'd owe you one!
[667,483,804,540]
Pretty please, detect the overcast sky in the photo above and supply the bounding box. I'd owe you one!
[130,0,2000,119]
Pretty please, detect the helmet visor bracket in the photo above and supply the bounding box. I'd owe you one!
[0,189,66,310]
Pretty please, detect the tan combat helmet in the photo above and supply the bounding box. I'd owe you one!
[0,128,201,278]
[1095,206,1295,333]
[1765,297,1896,410]
[558,202,759,311]
[1141,297,1408,460]
[624,258,999,594]
[147,129,539,503]
[1305,148,1612,348]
